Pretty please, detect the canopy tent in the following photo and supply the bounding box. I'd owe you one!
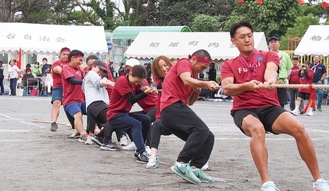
[124,32,269,60]
[0,22,108,55]
[294,25,329,56]
[112,26,191,39]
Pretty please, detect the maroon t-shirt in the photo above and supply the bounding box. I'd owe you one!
[299,70,314,94]
[289,65,300,84]
[52,60,68,88]
[62,64,85,107]
[160,58,195,112]
[107,75,133,120]
[135,79,158,113]
[221,50,280,111]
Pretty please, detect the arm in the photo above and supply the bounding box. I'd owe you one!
[100,78,115,87]
[52,65,62,74]
[67,77,83,85]
[188,88,201,105]
[179,72,218,91]
[125,92,148,104]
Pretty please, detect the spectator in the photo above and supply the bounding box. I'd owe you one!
[289,55,303,112]
[207,63,217,98]
[0,61,4,95]
[310,55,326,112]
[32,62,42,77]
[41,58,51,76]
[118,62,125,76]
[7,59,20,96]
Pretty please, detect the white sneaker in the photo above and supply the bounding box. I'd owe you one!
[122,142,136,151]
[313,178,329,191]
[85,136,94,145]
[146,156,159,169]
[145,146,151,155]
[69,129,80,138]
[119,135,128,146]
[261,181,280,191]
[307,109,314,116]
[201,161,209,171]
[291,109,299,116]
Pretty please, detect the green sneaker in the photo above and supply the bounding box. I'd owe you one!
[192,168,215,183]
[172,162,201,184]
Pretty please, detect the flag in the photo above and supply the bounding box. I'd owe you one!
[17,48,22,69]
[238,0,244,3]
[297,0,304,4]
[323,0,329,8]
[258,0,263,4]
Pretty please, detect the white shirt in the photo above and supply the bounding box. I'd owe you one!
[8,65,20,79]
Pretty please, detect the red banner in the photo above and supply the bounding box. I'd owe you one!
[17,48,22,69]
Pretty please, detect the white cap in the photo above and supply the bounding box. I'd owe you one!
[126,58,140,67]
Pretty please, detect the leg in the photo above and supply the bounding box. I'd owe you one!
[51,100,61,123]
[317,88,323,110]
[129,112,151,145]
[240,115,270,183]
[272,112,321,182]
[288,89,296,111]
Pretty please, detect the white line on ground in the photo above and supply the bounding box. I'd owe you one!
[0,113,44,129]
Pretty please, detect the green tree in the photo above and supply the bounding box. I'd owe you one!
[225,0,303,38]
[192,14,220,32]
[280,14,319,50]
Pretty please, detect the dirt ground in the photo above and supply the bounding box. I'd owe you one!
[0,96,328,191]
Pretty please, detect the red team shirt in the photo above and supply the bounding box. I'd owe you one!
[106,75,134,120]
[299,69,314,94]
[289,65,301,84]
[160,58,195,112]
[52,60,68,88]
[135,79,158,113]
[221,50,280,111]
[61,64,85,107]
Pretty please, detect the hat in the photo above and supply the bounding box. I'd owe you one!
[92,60,107,71]
[26,63,31,67]
[292,55,299,60]
[126,58,140,67]
[268,36,280,42]
[86,55,98,62]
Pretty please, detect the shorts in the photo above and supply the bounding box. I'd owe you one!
[64,102,87,117]
[51,87,63,104]
[231,106,287,134]
[297,92,310,100]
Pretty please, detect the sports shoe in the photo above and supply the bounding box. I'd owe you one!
[261,181,280,191]
[136,151,149,163]
[100,142,120,151]
[145,146,151,155]
[122,142,136,151]
[119,135,128,146]
[90,135,103,146]
[291,109,299,116]
[85,136,94,145]
[69,129,80,139]
[313,178,329,191]
[171,162,201,184]
[307,109,314,116]
[201,161,209,171]
[146,156,159,169]
[317,107,322,112]
[78,134,88,143]
[192,168,214,183]
[50,122,58,132]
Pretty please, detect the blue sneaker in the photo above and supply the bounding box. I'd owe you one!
[171,162,201,184]
[313,179,329,191]
[146,156,159,169]
[192,168,214,183]
[261,181,280,191]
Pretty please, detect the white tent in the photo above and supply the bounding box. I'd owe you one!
[295,25,329,56]
[0,22,108,55]
[125,32,269,60]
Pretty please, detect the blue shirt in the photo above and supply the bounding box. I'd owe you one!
[310,63,326,83]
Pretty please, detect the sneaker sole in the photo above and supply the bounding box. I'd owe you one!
[171,166,201,184]
[136,159,148,164]
[90,138,102,146]
[146,162,159,169]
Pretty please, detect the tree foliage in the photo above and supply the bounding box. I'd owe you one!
[192,14,220,32]
[225,0,303,38]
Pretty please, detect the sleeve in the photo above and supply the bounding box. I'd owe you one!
[115,76,133,96]
[176,59,193,77]
[125,92,148,104]
[62,66,74,80]
[220,60,234,80]
[88,71,102,89]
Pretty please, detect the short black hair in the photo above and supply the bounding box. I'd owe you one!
[68,50,84,62]
[60,47,70,53]
[230,20,253,38]
[131,65,146,79]
[191,49,212,61]
[86,55,98,62]
[42,58,47,61]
